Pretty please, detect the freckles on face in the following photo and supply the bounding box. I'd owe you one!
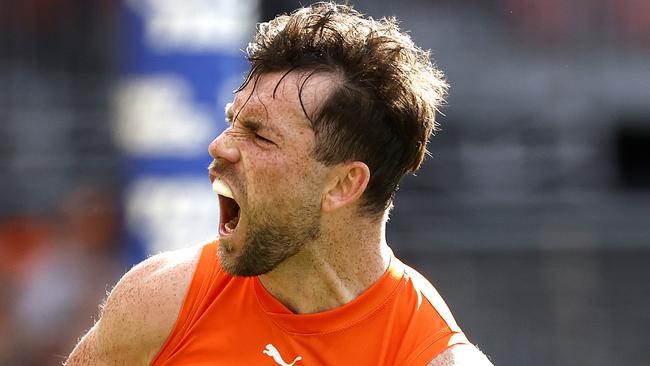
[244,148,320,202]
[228,70,336,199]
[216,71,341,275]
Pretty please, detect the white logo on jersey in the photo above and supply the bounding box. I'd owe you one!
[262,343,302,366]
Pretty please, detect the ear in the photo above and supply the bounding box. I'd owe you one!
[321,161,370,213]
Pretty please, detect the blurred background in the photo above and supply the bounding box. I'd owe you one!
[0,0,648,365]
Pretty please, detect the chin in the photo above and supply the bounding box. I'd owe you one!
[216,240,241,275]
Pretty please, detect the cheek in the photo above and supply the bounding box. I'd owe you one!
[244,157,289,197]
[249,159,318,198]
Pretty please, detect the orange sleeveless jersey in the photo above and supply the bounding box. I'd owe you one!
[151,241,469,365]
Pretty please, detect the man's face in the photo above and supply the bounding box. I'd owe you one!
[208,70,333,276]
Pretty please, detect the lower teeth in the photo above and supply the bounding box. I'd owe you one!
[225,216,239,231]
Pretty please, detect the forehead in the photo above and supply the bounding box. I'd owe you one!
[230,70,337,131]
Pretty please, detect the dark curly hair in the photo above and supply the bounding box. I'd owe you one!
[238,2,448,218]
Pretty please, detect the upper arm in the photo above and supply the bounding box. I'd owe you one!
[65,247,200,365]
[426,344,494,366]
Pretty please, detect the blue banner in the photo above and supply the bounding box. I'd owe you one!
[114,0,258,262]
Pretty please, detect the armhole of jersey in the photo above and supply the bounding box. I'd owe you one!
[406,330,469,366]
[150,242,219,365]
[402,265,471,366]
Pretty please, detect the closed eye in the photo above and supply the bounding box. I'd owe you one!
[254,133,275,145]
[224,112,278,147]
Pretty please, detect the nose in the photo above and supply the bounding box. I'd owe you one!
[208,129,241,164]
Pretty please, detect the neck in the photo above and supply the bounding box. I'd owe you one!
[258,214,391,314]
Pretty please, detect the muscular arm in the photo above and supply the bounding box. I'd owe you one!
[65,246,199,365]
[427,344,494,366]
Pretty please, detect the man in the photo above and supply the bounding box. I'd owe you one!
[66,3,493,365]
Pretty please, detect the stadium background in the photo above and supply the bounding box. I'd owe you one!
[1,0,648,365]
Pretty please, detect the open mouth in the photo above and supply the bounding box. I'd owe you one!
[213,179,241,235]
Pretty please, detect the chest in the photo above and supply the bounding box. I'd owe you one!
[152,269,445,366]
[161,307,407,365]
[156,286,422,366]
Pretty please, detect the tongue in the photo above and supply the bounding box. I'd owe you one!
[224,215,239,232]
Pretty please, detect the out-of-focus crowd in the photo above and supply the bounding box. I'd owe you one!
[0,185,123,365]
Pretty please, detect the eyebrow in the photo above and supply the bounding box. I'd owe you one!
[240,119,264,132]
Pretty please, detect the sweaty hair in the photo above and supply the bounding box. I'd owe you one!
[239,2,448,218]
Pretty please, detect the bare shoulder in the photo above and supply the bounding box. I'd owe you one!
[65,244,204,365]
[100,244,203,344]
[427,344,494,366]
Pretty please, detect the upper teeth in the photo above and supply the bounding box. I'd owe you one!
[212,179,234,199]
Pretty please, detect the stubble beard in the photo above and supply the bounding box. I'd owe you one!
[218,199,321,277]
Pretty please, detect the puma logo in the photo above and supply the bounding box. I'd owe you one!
[262,343,302,366]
